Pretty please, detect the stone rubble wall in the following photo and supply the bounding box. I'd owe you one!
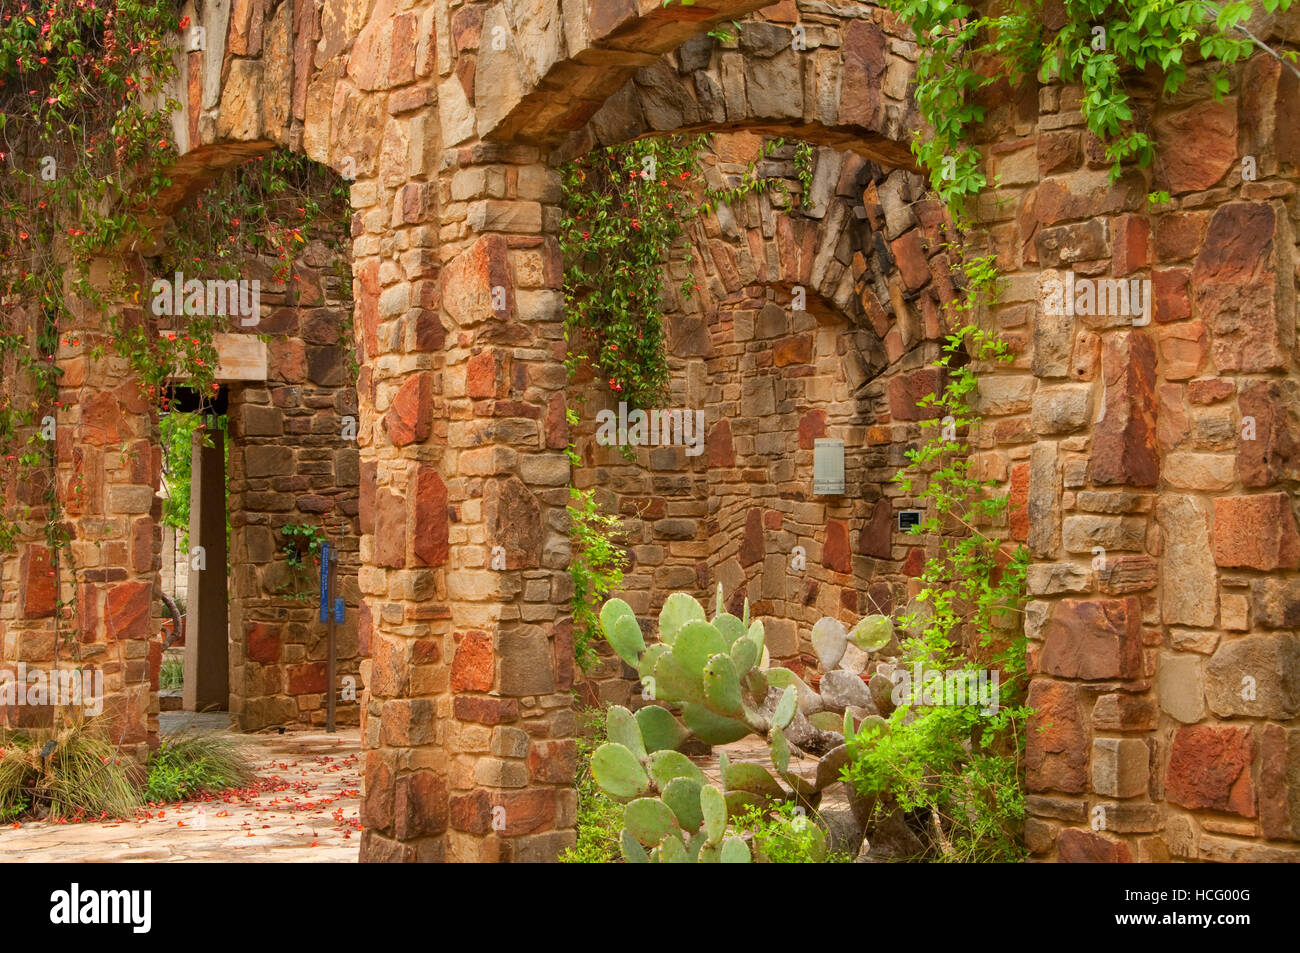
[0,257,162,761]
[974,13,1300,860]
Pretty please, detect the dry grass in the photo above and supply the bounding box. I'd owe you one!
[0,724,138,820]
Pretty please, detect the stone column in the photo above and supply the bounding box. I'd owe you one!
[8,257,162,759]
[184,423,229,712]
[439,152,575,862]
[355,146,575,862]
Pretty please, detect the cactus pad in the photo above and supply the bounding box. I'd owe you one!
[659,592,706,644]
[591,742,651,801]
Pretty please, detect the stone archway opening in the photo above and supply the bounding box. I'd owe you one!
[563,123,953,711]
[144,148,362,732]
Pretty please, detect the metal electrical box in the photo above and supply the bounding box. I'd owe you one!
[813,439,845,495]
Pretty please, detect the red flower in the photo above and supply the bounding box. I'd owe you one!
[179,16,190,29]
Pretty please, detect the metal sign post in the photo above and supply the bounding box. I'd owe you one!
[320,543,337,732]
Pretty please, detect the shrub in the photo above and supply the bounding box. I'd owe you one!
[0,725,139,821]
[159,655,183,691]
[144,732,254,803]
[559,710,624,864]
[733,802,851,863]
[841,316,1030,863]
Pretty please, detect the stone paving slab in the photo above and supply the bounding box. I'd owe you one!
[0,728,361,863]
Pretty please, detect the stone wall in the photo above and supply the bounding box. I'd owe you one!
[226,239,362,731]
[0,257,162,759]
[573,135,959,707]
[969,16,1300,860]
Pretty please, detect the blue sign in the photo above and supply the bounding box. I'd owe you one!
[319,542,331,623]
[334,596,345,624]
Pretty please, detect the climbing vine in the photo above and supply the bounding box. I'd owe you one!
[890,0,1298,214]
[845,0,1300,858]
[0,0,351,671]
[844,258,1032,861]
[0,0,181,635]
[560,133,813,409]
[561,132,817,668]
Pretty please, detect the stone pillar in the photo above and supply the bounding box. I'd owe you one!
[184,424,229,712]
[0,256,162,758]
[356,146,574,862]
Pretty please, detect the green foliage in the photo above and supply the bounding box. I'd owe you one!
[841,258,1030,862]
[159,654,183,691]
[159,412,228,548]
[707,20,743,42]
[559,710,625,863]
[889,0,1297,219]
[568,482,630,672]
[1,1,181,574]
[280,522,327,570]
[560,133,811,409]
[793,141,815,208]
[0,723,253,820]
[733,802,850,863]
[561,136,704,408]
[843,702,1028,862]
[0,1,349,565]
[144,731,254,804]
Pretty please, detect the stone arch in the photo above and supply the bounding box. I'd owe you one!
[135,146,362,732]
[3,0,1297,864]
[554,15,920,170]
[567,126,961,703]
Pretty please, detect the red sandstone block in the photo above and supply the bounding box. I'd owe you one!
[1057,828,1133,862]
[362,752,395,831]
[822,520,851,574]
[1165,724,1256,818]
[394,769,447,840]
[1039,597,1142,680]
[105,580,152,639]
[1025,679,1087,794]
[528,739,577,784]
[450,630,494,692]
[288,662,328,695]
[20,545,57,619]
[453,695,519,725]
[1112,214,1150,276]
[246,623,280,664]
[797,409,826,449]
[1212,493,1300,570]
[384,372,432,447]
[412,465,449,567]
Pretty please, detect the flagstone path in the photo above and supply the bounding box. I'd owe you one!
[0,714,361,863]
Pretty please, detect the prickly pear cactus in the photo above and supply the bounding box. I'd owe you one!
[590,585,895,862]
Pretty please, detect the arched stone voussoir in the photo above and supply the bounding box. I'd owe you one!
[137,141,277,247]
[549,7,923,169]
[478,0,775,146]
